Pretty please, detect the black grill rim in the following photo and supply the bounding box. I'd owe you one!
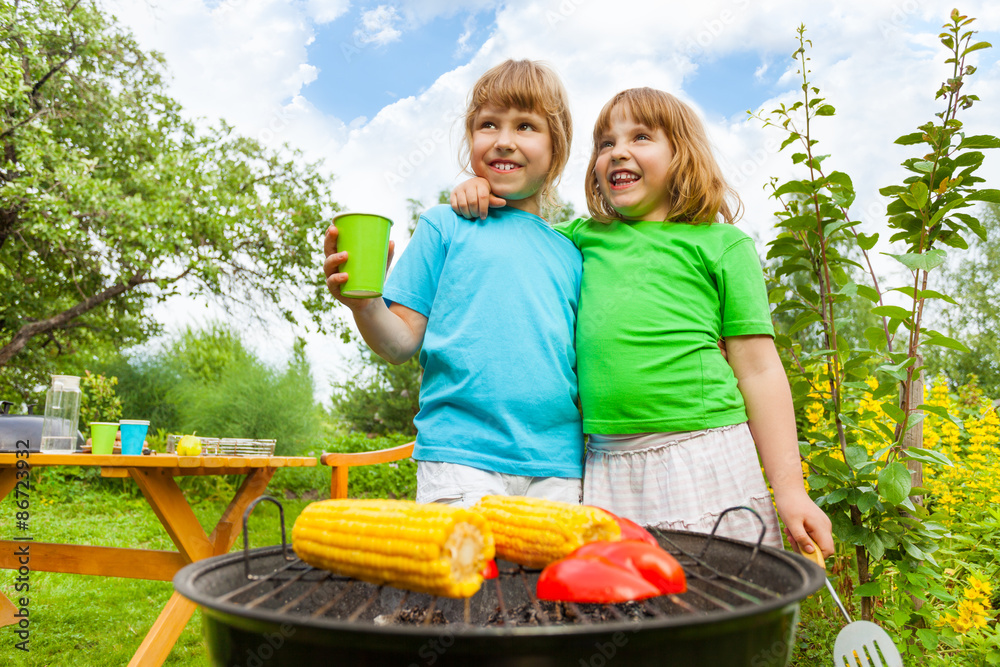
[173,531,825,640]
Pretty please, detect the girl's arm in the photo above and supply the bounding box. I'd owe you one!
[725,334,835,557]
[323,224,426,364]
[450,176,505,220]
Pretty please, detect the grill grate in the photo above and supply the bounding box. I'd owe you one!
[218,499,795,630]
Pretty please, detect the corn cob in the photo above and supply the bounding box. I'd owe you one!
[291,499,495,598]
[472,495,621,569]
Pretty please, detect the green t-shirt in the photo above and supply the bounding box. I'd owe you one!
[556,217,775,434]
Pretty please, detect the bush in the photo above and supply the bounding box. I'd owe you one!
[103,324,321,455]
[330,340,420,436]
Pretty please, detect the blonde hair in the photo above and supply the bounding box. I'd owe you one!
[585,87,741,224]
[461,59,573,210]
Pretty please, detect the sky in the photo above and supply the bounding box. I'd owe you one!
[100,0,1000,399]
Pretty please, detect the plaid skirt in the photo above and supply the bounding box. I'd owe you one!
[583,423,784,549]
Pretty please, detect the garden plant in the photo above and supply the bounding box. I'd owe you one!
[753,10,1000,664]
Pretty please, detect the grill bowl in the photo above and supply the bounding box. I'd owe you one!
[174,530,824,667]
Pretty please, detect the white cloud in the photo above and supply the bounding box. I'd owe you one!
[306,0,351,24]
[454,14,477,56]
[354,5,403,46]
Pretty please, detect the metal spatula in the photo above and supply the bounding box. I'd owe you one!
[802,538,903,667]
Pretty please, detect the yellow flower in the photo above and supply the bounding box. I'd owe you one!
[967,575,992,599]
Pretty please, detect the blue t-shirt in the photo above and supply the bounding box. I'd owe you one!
[382,205,584,477]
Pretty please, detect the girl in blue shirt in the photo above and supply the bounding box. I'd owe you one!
[323,60,585,507]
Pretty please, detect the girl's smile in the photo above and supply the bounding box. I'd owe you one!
[595,107,675,221]
[471,105,553,216]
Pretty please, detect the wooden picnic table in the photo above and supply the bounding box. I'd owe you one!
[0,451,316,666]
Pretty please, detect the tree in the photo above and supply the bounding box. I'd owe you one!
[0,0,339,398]
[926,202,1000,396]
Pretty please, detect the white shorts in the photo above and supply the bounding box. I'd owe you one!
[415,460,582,507]
[583,423,783,548]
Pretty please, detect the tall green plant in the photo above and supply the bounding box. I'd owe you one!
[751,10,998,642]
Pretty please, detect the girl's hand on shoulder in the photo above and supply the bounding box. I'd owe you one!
[775,490,834,558]
[323,224,394,312]
[450,176,505,220]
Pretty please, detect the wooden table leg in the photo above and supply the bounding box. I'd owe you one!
[208,469,275,553]
[125,467,278,666]
[0,466,17,501]
[0,467,20,628]
[129,469,214,562]
[126,590,197,667]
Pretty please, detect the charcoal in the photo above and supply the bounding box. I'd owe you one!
[374,606,448,626]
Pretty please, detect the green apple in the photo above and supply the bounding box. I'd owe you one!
[176,434,202,456]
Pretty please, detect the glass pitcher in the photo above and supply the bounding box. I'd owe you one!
[40,374,82,452]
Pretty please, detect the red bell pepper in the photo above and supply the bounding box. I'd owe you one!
[481,559,499,580]
[536,556,660,603]
[571,541,687,595]
[591,508,659,547]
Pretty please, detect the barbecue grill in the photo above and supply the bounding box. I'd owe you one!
[174,498,825,667]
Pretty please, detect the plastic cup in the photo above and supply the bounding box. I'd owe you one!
[333,212,393,298]
[90,422,119,456]
[120,419,150,456]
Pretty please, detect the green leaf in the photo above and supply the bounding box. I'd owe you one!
[779,133,801,151]
[870,305,912,320]
[916,403,957,423]
[807,475,831,490]
[864,325,888,350]
[789,311,823,334]
[957,134,1000,149]
[878,462,912,505]
[966,189,1000,203]
[855,581,883,596]
[961,41,993,57]
[902,412,924,434]
[903,541,925,560]
[824,488,849,504]
[881,248,947,271]
[856,490,880,513]
[857,232,879,250]
[894,132,926,146]
[863,531,885,561]
[923,332,971,353]
[897,191,920,209]
[915,628,939,651]
[915,289,958,305]
[880,402,905,423]
[845,445,869,470]
[901,447,953,467]
[773,180,814,197]
[910,160,935,174]
[909,182,929,207]
[814,104,836,116]
[856,285,881,303]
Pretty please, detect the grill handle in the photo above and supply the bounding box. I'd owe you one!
[241,495,294,580]
[696,506,767,577]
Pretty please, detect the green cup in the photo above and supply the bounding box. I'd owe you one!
[90,421,119,456]
[333,212,393,298]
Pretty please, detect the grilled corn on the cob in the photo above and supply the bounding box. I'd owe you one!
[472,495,621,569]
[292,499,495,598]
